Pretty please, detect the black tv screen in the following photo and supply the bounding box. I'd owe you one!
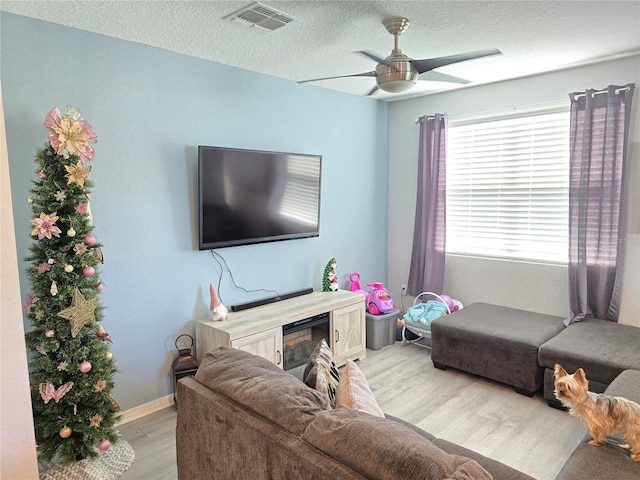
[198,146,322,249]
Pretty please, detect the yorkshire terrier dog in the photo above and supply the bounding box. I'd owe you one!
[554,364,640,462]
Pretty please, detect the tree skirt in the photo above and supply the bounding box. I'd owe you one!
[39,439,134,480]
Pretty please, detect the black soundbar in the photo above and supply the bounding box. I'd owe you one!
[230,288,314,312]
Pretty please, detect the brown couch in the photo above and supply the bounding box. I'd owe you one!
[176,347,533,480]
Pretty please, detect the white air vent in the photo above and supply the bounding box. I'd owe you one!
[224,2,294,32]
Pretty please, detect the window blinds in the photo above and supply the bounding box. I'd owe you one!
[446,110,570,263]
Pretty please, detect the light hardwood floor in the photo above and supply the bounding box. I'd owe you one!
[117,342,586,480]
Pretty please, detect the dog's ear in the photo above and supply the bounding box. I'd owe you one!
[575,368,587,382]
[554,364,568,378]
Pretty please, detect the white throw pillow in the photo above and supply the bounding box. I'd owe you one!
[335,360,384,417]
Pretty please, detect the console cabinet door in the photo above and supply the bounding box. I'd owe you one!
[231,327,284,368]
[331,303,366,366]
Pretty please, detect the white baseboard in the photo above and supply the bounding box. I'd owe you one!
[117,394,174,426]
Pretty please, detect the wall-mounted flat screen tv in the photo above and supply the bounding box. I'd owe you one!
[198,146,322,250]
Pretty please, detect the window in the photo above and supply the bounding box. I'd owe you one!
[446,110,570,263]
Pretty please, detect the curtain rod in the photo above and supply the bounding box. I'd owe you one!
[414,98,567,124]
[413,83,635,124]
[415,114,442,123]
[572,85,632,99]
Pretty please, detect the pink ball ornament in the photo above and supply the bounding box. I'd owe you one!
[84,234,97,246]
[99,439,111,452]
[45,330,55,338]
[97,282,105,292]
[79,360,92,373]
[83,266,96,277]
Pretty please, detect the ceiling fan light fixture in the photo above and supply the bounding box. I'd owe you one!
[375,60,418,92]
[377,79,416,93]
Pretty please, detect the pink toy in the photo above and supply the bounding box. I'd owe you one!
[209,284,229,321]
[438,294,456,312]
[349,273,367,295]
[366,282,394,315]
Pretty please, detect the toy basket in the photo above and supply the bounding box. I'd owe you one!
[401,291,463,349]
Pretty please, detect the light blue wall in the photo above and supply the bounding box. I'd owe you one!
[1,13,389,409]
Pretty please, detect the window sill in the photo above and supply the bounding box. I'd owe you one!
[445,252,568,268]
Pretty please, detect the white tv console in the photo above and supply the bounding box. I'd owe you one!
[195,290,366,368]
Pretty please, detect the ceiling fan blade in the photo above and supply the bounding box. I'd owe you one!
[298,71,376,84]
[411,49,501,74]
[357,51,399,71]
[419,70,470,84]
[366,85,379,96]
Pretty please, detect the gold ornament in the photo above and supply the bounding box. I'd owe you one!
[105,351,113,360]
[64,264,74,272]
[57,287,99,337]
[50,281,58,296]
[64,161,91,187]
[67,228,76,237]
[59,426,72,438]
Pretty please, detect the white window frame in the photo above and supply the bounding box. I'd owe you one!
[446,107,570,264]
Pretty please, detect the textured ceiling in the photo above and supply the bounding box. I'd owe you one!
[2,1,640,101]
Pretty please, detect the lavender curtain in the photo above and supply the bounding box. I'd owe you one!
[567,84,635,324]
[407,114,447,297]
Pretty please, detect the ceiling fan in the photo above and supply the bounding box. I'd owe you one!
[299,17,501,96]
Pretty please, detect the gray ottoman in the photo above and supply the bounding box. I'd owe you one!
[431,303,565,396]
[538,318,640,407]
[555,369,640,480]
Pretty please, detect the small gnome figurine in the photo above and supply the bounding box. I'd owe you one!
[209,283,229,321]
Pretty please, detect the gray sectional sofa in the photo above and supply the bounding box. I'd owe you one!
[538,317,640,407]
[431,302,640,404]
[431,303,565,396]
[430,302,640,478]
[554,369,640,480]
[176,347,534,480]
